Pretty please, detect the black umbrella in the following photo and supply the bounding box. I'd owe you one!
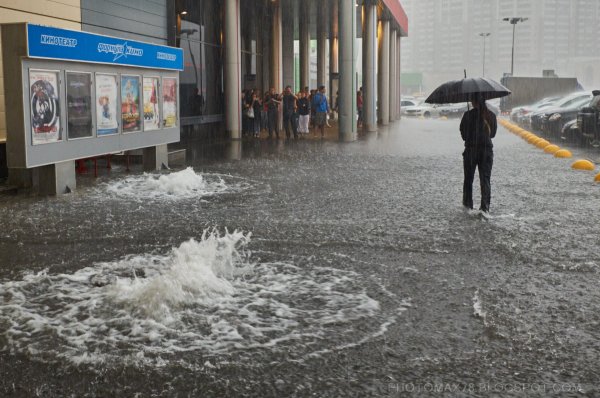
[425,77,511,104]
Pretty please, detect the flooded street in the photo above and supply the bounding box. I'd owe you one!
[1,118,599,397]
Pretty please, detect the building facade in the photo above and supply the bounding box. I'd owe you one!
[1,0,408,188]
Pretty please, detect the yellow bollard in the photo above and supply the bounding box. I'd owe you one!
[535,139,550,149]
[527,136,541,145]
[544,144,560,154]
[554,149,573,158]
[571,159,595,170]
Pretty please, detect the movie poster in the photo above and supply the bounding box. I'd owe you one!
[30,70,61,144]
[95,74,118,136]
[121,76,141,132]
[143,77,160,131]
[162,77,177,128]
[66,72,93,139]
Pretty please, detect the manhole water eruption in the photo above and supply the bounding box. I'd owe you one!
[99,167,250,201]
[0,230,407,367]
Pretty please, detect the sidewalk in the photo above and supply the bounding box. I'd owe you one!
[254,119,346,142]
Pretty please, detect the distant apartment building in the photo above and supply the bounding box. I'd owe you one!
[401,0,600,92]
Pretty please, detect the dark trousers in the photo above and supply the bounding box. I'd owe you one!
[463,147,493,211]
[292,112,299,136]
[283,112,298,139]
[261,110,268,130]
[268,110,279,138]
[242,114,248,135]
[253,116,261,134]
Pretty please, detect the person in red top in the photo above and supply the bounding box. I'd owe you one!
[357,90,363,128]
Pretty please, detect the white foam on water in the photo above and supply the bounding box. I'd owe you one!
[100,167,245,201]
[472,289,487,324]
[0,230,403,367]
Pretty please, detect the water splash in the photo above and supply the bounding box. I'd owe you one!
[101,167,240,201]
[0,230,402,367]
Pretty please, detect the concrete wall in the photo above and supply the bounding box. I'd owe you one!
[80,0,167,45]
[0,0,81,143]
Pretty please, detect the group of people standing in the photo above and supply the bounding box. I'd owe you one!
[241,86,331,140]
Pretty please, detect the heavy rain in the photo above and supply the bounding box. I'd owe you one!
[1,1,600,397]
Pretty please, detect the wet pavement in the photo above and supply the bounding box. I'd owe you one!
[1,118,599,397]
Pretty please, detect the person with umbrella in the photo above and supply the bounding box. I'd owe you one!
[460,95,497,212]
[426,77,510,213]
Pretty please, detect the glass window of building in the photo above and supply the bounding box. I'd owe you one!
[171,0,225,123]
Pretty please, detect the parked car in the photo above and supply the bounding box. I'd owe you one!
[402,101,440,118]
[510,96,561,124]
[487,101,500,116]
[540,97,591,138]
[530,92,592,131]
[575,95,600,147]
[560,119,582,145]
[400,99,419,108]
[516,97,564,127]
[438,103,468,118]
[435,102,497,119]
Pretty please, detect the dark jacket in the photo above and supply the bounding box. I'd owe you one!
[460,108,497,149]
[265,94,280,112]
[297,97,310,116]
[282,94,296,115]
[252,99,262,119]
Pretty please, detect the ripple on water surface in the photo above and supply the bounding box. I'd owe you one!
[0,230,408,368]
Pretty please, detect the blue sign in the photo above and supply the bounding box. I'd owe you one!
[27,24,183,71]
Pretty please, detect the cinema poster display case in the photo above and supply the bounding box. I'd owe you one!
[1,23,183,169]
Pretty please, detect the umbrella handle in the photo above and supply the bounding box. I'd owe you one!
[464,70,470,111]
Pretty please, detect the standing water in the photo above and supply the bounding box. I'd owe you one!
[1,119,599,396]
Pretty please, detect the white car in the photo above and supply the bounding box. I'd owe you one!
[402,101,440,118]
[400,99,418,107]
